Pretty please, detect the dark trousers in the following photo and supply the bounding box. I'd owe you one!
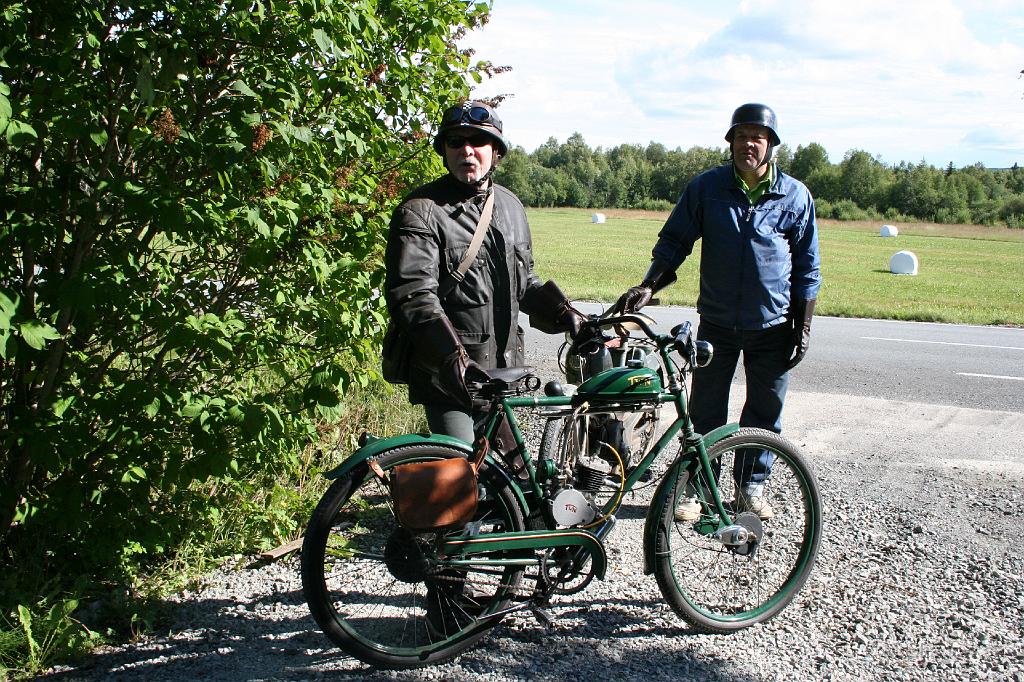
[689,319,791,488]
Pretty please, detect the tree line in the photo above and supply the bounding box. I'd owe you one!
[495,133,1024,227]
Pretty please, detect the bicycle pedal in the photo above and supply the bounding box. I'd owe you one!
[530,605,555,628]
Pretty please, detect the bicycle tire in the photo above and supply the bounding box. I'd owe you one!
[538,416,566,463]
[652,427,822,633]
[300,444,526,668]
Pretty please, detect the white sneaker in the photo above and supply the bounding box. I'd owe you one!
[674,496,701,521]
[735,489,774,520]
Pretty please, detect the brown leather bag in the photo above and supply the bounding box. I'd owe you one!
[384,439,488,532]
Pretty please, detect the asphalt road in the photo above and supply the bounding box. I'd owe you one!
[522,304,1024,478]
[523,304,1024,413]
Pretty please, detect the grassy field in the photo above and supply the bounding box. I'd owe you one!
[527,208,1024,326]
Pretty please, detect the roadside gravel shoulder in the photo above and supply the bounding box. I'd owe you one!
[41,378,1024,681]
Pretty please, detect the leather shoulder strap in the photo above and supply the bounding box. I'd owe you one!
[438,190,494,299]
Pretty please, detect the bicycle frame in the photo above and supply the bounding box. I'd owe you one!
[320,316,743,583]
[488,317,737,505]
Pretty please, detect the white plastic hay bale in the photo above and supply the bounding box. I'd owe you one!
[591,212,606,224]
[889,250,919,275]
[880,224,899,237]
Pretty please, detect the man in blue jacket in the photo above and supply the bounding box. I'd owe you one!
[616,103,821,521]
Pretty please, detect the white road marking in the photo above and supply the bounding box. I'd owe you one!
[958,373,1024,382]
[862,337,1024,351]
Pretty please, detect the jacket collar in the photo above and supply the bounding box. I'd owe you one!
[442,173,491,204]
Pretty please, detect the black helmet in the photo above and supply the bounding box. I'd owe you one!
[432,100,509,157]
[725,103,781,147]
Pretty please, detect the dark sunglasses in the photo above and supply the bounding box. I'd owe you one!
[444,133,493,149]
[442,105,494,126]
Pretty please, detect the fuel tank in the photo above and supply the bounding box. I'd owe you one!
[574,365,662,401]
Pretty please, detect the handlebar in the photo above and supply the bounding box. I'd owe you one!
[578,313,662,344]
[572,314,713,370]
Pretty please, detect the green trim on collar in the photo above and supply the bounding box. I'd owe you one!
[734,164,775,204]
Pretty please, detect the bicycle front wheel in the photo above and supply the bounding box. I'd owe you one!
[653,428,822,633]
[300,444,526,669]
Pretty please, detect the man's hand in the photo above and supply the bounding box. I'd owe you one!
[615,285,653,314]
[615,259,677,313]
[558,304,587,338]
[438,347,483,408]
[786,298,816,370]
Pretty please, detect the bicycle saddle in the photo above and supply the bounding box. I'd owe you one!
[469,366,540,398]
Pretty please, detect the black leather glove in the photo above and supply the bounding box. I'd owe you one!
[557,304,586,338]
[616,285,653,314]
[437,347,483,408]
[417,316,481,408]
[615,259,677,313]
[786,298,816,370]
[523,280,585,336]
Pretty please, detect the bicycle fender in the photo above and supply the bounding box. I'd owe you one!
[322,432,530,516]
[323,432,472,479]
[700,423,741,448]
[642,458,683,575]
[442,529,608,580]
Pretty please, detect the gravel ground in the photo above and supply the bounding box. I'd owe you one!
[41,347,1024,682]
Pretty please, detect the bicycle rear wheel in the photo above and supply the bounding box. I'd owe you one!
[300,444,526,668]
[652,428,821,633]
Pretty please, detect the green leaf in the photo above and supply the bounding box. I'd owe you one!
[0,92,11,133]
[143,398,161,418]
[5,120,37,147]
[53,396,75,418]
[136,65,154,104]
[121,466,147,483]
[19,320,61,350]
[90,129,108,147]
[312,28,331,53]
[231,79,259,98]
[0,328,15,359]
[18,605,34,655]
[0,289,17,329]
[265,405,284,433]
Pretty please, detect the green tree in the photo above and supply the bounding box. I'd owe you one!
[607,144,652,208]
[789,143,830,182]
[838,150,891,210]
[494,146,536,204]
[774,143,794,171]
[805,164,842,203]
[0,0,492,577]
[887,162,943,220]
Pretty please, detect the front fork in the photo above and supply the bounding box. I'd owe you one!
[683,430,735,528]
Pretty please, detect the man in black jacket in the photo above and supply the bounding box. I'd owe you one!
[385,101,581,441]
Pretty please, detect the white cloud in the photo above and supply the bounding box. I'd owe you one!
[464,0,1024,167]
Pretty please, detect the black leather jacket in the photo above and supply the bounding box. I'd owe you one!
[385,174,545,404]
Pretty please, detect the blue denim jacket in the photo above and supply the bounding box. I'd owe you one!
[652,164,821,330]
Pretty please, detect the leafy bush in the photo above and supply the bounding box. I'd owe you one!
[824,199,880,222]
[0,0,491,596]
[633,198,676,212]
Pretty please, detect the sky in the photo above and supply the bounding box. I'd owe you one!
[461,0,1024,168]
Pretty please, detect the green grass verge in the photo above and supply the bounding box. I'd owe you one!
[528,208,1024,326]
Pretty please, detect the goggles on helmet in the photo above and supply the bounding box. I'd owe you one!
[442,105,497,127]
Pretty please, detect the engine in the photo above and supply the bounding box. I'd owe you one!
[546,455,611,527]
